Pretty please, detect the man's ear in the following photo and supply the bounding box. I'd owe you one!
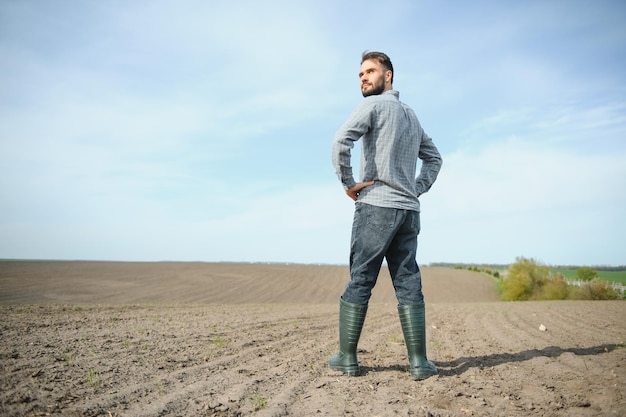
[385,70,393,84]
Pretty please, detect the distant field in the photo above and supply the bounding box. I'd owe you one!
[552,269,626,285]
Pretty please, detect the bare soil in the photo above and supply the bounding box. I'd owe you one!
[1,261,624,416]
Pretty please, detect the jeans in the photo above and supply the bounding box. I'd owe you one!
[342,202,424,306]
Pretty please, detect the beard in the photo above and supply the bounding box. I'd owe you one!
[361,78,385,97]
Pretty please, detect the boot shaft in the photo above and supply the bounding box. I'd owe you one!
[339,297,368,346]
[398,303,437,379]
[329,297,368,375]
[397,303,426,348]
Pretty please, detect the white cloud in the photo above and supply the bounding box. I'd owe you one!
[421,141,626,265]
[434,141,624,214]
[462,101,626,151]
[0,183,355,264]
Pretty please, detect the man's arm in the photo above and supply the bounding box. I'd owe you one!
[331,136,357,191]
[415,134,443,196]
[331,102,373,191]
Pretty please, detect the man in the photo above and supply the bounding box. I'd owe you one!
[330,51,443,380]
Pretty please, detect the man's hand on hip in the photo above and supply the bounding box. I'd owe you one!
[346,181,375,201]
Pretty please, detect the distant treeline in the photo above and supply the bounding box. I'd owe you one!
[430,263,508,270]
[550,265,626,272]
[429,262,626,272]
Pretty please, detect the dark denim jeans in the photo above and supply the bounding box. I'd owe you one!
[342,202,425,306]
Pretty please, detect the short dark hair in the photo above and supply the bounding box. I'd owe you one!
[361,51,394,84]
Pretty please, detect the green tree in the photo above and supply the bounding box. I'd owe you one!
[499,257,549,301]
[536,273,570,300]
[571,280,620,300]
[576,267,599,282]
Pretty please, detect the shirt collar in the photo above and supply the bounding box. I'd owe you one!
[383,90,400,99]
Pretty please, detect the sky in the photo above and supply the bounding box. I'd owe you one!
[1,0,625,266]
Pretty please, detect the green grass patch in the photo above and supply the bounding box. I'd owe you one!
[552,269,626,285]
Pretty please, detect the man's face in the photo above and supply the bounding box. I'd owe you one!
[359,59,388,97]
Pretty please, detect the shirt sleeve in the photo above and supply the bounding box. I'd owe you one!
[331,101,373,190]
[415,133,443,196]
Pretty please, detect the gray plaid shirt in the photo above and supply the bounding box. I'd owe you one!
[332,90,442,211]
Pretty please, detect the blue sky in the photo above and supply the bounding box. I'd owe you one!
[1,0,625,266]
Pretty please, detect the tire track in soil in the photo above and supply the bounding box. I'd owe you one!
[72,305,342,416]
[261,304,405,417]
[0,304,337,416]
[261,304,410,417]
[424,302,625,416]
[119,304,403,417]
[199,304,402,417]
[283,302,626,417]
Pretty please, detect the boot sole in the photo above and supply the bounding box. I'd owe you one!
[410,368,438,380]
[329,364,360,376]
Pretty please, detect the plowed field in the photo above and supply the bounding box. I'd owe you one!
[1,261,624,416]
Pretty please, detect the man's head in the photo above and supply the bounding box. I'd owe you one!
[359,51,394,97]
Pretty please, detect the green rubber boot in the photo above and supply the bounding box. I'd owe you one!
[329,297,368,376]
[398,304,438,380]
